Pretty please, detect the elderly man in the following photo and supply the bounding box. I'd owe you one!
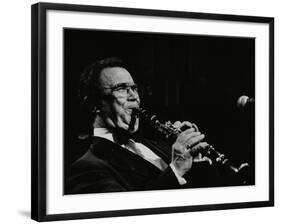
[66,57,216,194]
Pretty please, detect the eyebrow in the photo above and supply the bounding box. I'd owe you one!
[103,82,136,89]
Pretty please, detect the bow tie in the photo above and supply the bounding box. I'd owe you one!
[113,128,141,145]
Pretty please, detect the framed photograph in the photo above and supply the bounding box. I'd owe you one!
[31,2,274,222]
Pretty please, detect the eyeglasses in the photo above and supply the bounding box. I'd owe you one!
[103,82,138,97]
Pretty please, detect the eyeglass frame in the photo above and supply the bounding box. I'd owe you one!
[102,82,139,97]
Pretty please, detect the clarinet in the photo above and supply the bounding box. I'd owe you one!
[133,107,251,184]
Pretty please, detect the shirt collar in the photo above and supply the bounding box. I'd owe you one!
[93,128,114,142]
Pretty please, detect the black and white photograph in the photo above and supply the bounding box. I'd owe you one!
[30,2,274,222]
[1,0,280,224]
[64,29,255,194]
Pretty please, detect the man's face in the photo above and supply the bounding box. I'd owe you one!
[98,67,140,133]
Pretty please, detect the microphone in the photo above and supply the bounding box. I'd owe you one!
[237,95,254,108]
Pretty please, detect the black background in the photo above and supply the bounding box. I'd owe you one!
[64,28,255,185]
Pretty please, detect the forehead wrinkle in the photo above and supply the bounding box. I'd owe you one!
[99,67,134,88]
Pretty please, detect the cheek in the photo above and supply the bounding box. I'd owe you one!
[108,99,139,131]
[111,99,128,119]
[112,98,126,111]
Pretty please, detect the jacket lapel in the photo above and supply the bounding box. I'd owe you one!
[138,138,172,164]
[90,137,162,178]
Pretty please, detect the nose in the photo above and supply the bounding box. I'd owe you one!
[127,88,139,101]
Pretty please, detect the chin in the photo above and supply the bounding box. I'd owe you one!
[119,119,139,133]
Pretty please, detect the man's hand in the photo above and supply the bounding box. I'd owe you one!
[171,121,210,177]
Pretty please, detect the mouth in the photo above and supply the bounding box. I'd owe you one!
[125,105,139,115]
[125,108,133,115]
[124,107,140,127]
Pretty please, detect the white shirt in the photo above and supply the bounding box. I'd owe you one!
[93,128,187,185]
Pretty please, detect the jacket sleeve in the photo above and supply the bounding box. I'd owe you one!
[66,151,131,194]
[66,167,128,194]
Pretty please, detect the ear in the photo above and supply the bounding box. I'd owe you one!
[98,97,109,113]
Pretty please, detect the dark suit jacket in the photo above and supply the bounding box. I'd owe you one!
[66,136,220,194]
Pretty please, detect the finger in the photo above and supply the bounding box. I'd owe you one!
[187,134,205,148]
[192,142,209,150]
[176,131,201,146]
[179,151,193,160]
[189,142,208,157]
[180,127,196,136]
[179,121,193,131]
[177,131,202,147]
[173,121,182,129]
[191,123,199,132]
[193,156,213,165]
[173,149,192,161]
[174,132,202,154]
[202,156,213,165]
[184,131,202,141]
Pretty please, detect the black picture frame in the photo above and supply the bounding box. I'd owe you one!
[31,2,274,222]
